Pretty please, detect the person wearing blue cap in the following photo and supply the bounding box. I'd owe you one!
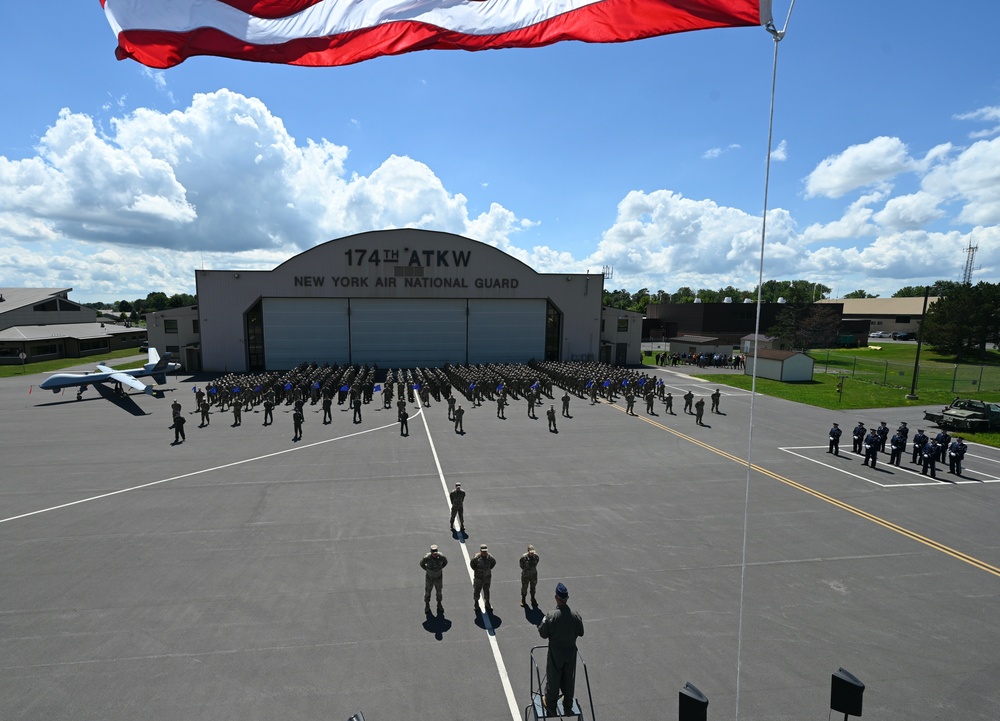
[538,582,585,717]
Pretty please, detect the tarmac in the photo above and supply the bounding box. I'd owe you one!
[2,360,999,721]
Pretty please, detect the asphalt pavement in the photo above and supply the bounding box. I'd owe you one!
[2,364,998,721]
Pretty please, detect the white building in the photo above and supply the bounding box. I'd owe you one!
[195,229,604,372]
[145,305,201,371]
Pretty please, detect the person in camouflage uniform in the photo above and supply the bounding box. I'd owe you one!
[519,544,540,607]
[470,544,496,612]
[419,544,448,614]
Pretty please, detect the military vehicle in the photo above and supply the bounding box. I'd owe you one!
[923,398,1000,432]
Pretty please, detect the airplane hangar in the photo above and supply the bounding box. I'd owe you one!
[195,229,604,372]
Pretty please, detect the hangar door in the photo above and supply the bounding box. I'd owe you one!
[350,298,467,367]
[468,298,546,363]
[262,298,349,368]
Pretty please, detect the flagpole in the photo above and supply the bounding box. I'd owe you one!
[735,4,795,719]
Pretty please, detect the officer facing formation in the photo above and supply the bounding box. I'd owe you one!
[547,405,558,432]
[419,544,448,615]
[519,544,540,607]
[538,583,585,719]
[470,544,497,612]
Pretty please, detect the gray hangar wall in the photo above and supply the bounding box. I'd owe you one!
[196,229,603,372]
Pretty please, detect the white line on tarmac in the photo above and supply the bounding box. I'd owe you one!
[418,407,521,721]
[779,446,1000,487]
[0,417,404,525]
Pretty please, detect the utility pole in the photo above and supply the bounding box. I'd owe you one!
[905,286,930,400]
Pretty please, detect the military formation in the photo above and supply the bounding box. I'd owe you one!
[168,359,723,444]
[831,419,969,477]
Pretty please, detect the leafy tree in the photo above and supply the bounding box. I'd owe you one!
[892,280,962,298]
[670,286,697,303]
[602,288,633,310]
[168,293,196,308]
[923,282,1000,361]
[143,292,170,312]
[755,280,831,304]
[117,299,133,313]
[843,289,878,299]
[766,304,841,350]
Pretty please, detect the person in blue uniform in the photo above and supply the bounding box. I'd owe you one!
[828,423,842,455]
[852,422,866,454]
[863,428,880,468]
[948,437,967,475]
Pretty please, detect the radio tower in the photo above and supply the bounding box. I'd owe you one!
[962,240,978,285]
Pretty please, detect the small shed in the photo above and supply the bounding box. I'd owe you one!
[744,349,814,382]
[740,334,778,353]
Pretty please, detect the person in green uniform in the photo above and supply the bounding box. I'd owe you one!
[538,582,584,718]
[519,544,540,607]
[419,544,448,615]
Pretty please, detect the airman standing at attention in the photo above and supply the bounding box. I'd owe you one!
[852,421,866,454]
[200,399,211,427]
[232,401,242,426]
[292,407,304,441]
[449,483,465,532]
[683,390,694,414]
[694,398,705,426]
[519,544,540,607]
[454,404,465,434]
[420,544,448,615]
[827,422,842,455]
[664,392,674,414]
[447,395,457,421]
[710,388,721,413]
[263,394,274,426]
[470,544,497,613]
[561,391,571,417]
[171,399,182,419]
[322,395,333,424]
[547,405,558,432]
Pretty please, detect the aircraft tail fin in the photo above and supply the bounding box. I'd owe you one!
[148,349,172,373]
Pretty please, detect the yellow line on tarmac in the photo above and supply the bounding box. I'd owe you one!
[607,402,1000,578]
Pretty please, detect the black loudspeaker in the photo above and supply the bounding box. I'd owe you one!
[830,668,864,717]
[679,681,709,721]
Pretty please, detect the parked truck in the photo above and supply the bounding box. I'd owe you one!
[923,398,1000,433]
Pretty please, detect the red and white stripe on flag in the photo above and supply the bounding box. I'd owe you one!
[101,0,768,68]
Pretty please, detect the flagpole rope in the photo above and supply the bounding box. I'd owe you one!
[735,4,795,719]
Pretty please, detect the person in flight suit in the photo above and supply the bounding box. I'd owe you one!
[547,405,558,432]
[710,388,721,413]
[538,582,585,718]
[683,390,694,414]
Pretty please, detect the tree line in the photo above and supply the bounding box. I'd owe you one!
[85,292,197,321]
[606,279,999,362]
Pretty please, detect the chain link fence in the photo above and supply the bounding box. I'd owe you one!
[811,352,1000,394]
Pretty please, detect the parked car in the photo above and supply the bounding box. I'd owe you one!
[893,332,917,341]
[869,331,890,338]
[139,342,149,352]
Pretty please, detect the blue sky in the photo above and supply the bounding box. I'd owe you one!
[2,1,999,302]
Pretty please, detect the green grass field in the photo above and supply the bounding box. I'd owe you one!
[1,348,146,379]
[642,347,1000,447]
